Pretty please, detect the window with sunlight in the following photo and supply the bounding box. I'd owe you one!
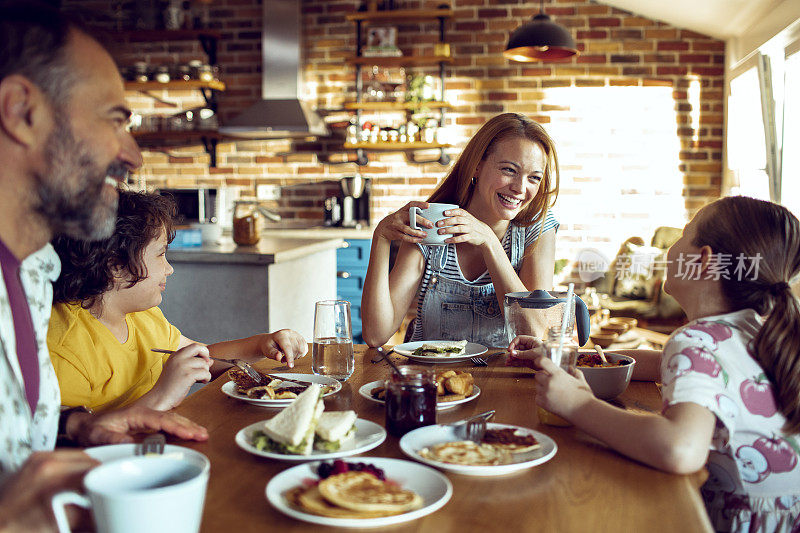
[543,86,686,264]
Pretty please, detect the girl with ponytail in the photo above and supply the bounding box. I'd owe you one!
[515,196,800,532]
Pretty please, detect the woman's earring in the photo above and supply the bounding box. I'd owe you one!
[471,176,476,185]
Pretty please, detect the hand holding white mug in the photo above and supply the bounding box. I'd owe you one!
[409,203,459,245]
[374,201,430,244]
[51,452,210,533]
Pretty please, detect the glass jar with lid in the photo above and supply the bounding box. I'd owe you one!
[384,367,437,437]
[232,201,260,246]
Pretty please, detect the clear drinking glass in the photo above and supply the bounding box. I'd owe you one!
[312,300,354,381]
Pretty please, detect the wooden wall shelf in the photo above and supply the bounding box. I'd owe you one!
[343,101,452,111]
[347,56,453,67]
[124,80,226,92]
[132,130,224,166]
[345,9,452,22]
[120,29,222,42]
[343,142,452,150]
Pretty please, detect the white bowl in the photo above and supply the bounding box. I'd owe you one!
[577,353,635,400]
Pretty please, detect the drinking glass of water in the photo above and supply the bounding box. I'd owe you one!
[312,300,354,381]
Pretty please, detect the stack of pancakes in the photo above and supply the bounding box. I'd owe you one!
[287,472,422,519]
[419,428,541,467]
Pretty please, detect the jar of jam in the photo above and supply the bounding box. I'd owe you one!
[384,367,436,437]
[232,202,260,246]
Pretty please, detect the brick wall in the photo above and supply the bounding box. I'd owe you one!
[65,0,724,263]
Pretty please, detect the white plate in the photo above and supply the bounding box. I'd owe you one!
[235,418,386,462]
[399,423,557,476]
[221,373,342,407]
[265,457,452,528]
[357,380,481,411]
[392,341,488,364]
[84,443,207,464]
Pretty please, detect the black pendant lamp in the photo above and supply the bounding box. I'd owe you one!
[503,0,579,62]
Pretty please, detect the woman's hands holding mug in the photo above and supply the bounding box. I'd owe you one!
[434,207,495,247]
[375,201,431,244]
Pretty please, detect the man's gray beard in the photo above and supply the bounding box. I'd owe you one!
[33,115,119,241]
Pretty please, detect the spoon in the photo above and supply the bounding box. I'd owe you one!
[594,345,608,364]
[376,346,402,375]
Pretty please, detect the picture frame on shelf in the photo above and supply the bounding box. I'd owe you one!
[363,26,402,57]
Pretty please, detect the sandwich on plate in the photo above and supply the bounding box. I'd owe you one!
[412,339,468,357]
[314,410,357,452]
[253,384,324,455]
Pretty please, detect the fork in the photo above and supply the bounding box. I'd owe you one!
[471,356,488,366]
[465,417,487,443]
[137,433,165,456]
[150,349,313,386]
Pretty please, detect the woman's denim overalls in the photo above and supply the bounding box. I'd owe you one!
[413,225,526,348]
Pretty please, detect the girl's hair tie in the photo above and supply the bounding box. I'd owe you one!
[768,281,790,296]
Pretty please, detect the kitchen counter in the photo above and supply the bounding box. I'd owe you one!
[167,236,344,264]
[162,235,343,343]
[259,222,377,240]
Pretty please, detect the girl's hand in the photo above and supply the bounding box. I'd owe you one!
[260,329,308,368]
[438,208,495,247]
[374,201,430,244]
[505,335,545,369]
[149,343,213,410]
[533,357,594,419]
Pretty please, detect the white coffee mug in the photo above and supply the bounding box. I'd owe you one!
[409,203,458,245]
[51,454,210,533]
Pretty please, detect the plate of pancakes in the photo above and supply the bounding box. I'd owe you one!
[399,423,557,476]
[266,458,452,527]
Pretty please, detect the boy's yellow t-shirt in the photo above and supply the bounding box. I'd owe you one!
[48,302,182,412]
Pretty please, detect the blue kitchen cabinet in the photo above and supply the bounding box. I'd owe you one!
[336,239,370,343]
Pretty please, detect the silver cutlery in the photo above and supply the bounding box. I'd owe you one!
[371,347,395,364]
[136,433,165,456]
[471,351,502,367]
[465,417,487,443]
[150,349,315,387]
[445,410,494,442]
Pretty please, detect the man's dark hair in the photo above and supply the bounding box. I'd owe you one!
[53,190,177,309]
[0,1,83,107]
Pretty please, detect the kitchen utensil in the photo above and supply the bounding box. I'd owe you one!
[465,418,487,443]
[504,290,591,346]
[340,175,365,198]
[377,346,401,374]
[594,345,608,364]
[371,347,394,363]
[137,433,166,456]
[151,349,313,386]
[446,410,495,428]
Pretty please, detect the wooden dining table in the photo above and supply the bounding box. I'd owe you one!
[172,344,713,532]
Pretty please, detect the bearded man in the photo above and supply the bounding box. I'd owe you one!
[0,3,207,531]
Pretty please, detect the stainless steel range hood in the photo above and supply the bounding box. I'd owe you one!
[219,0,328,139]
